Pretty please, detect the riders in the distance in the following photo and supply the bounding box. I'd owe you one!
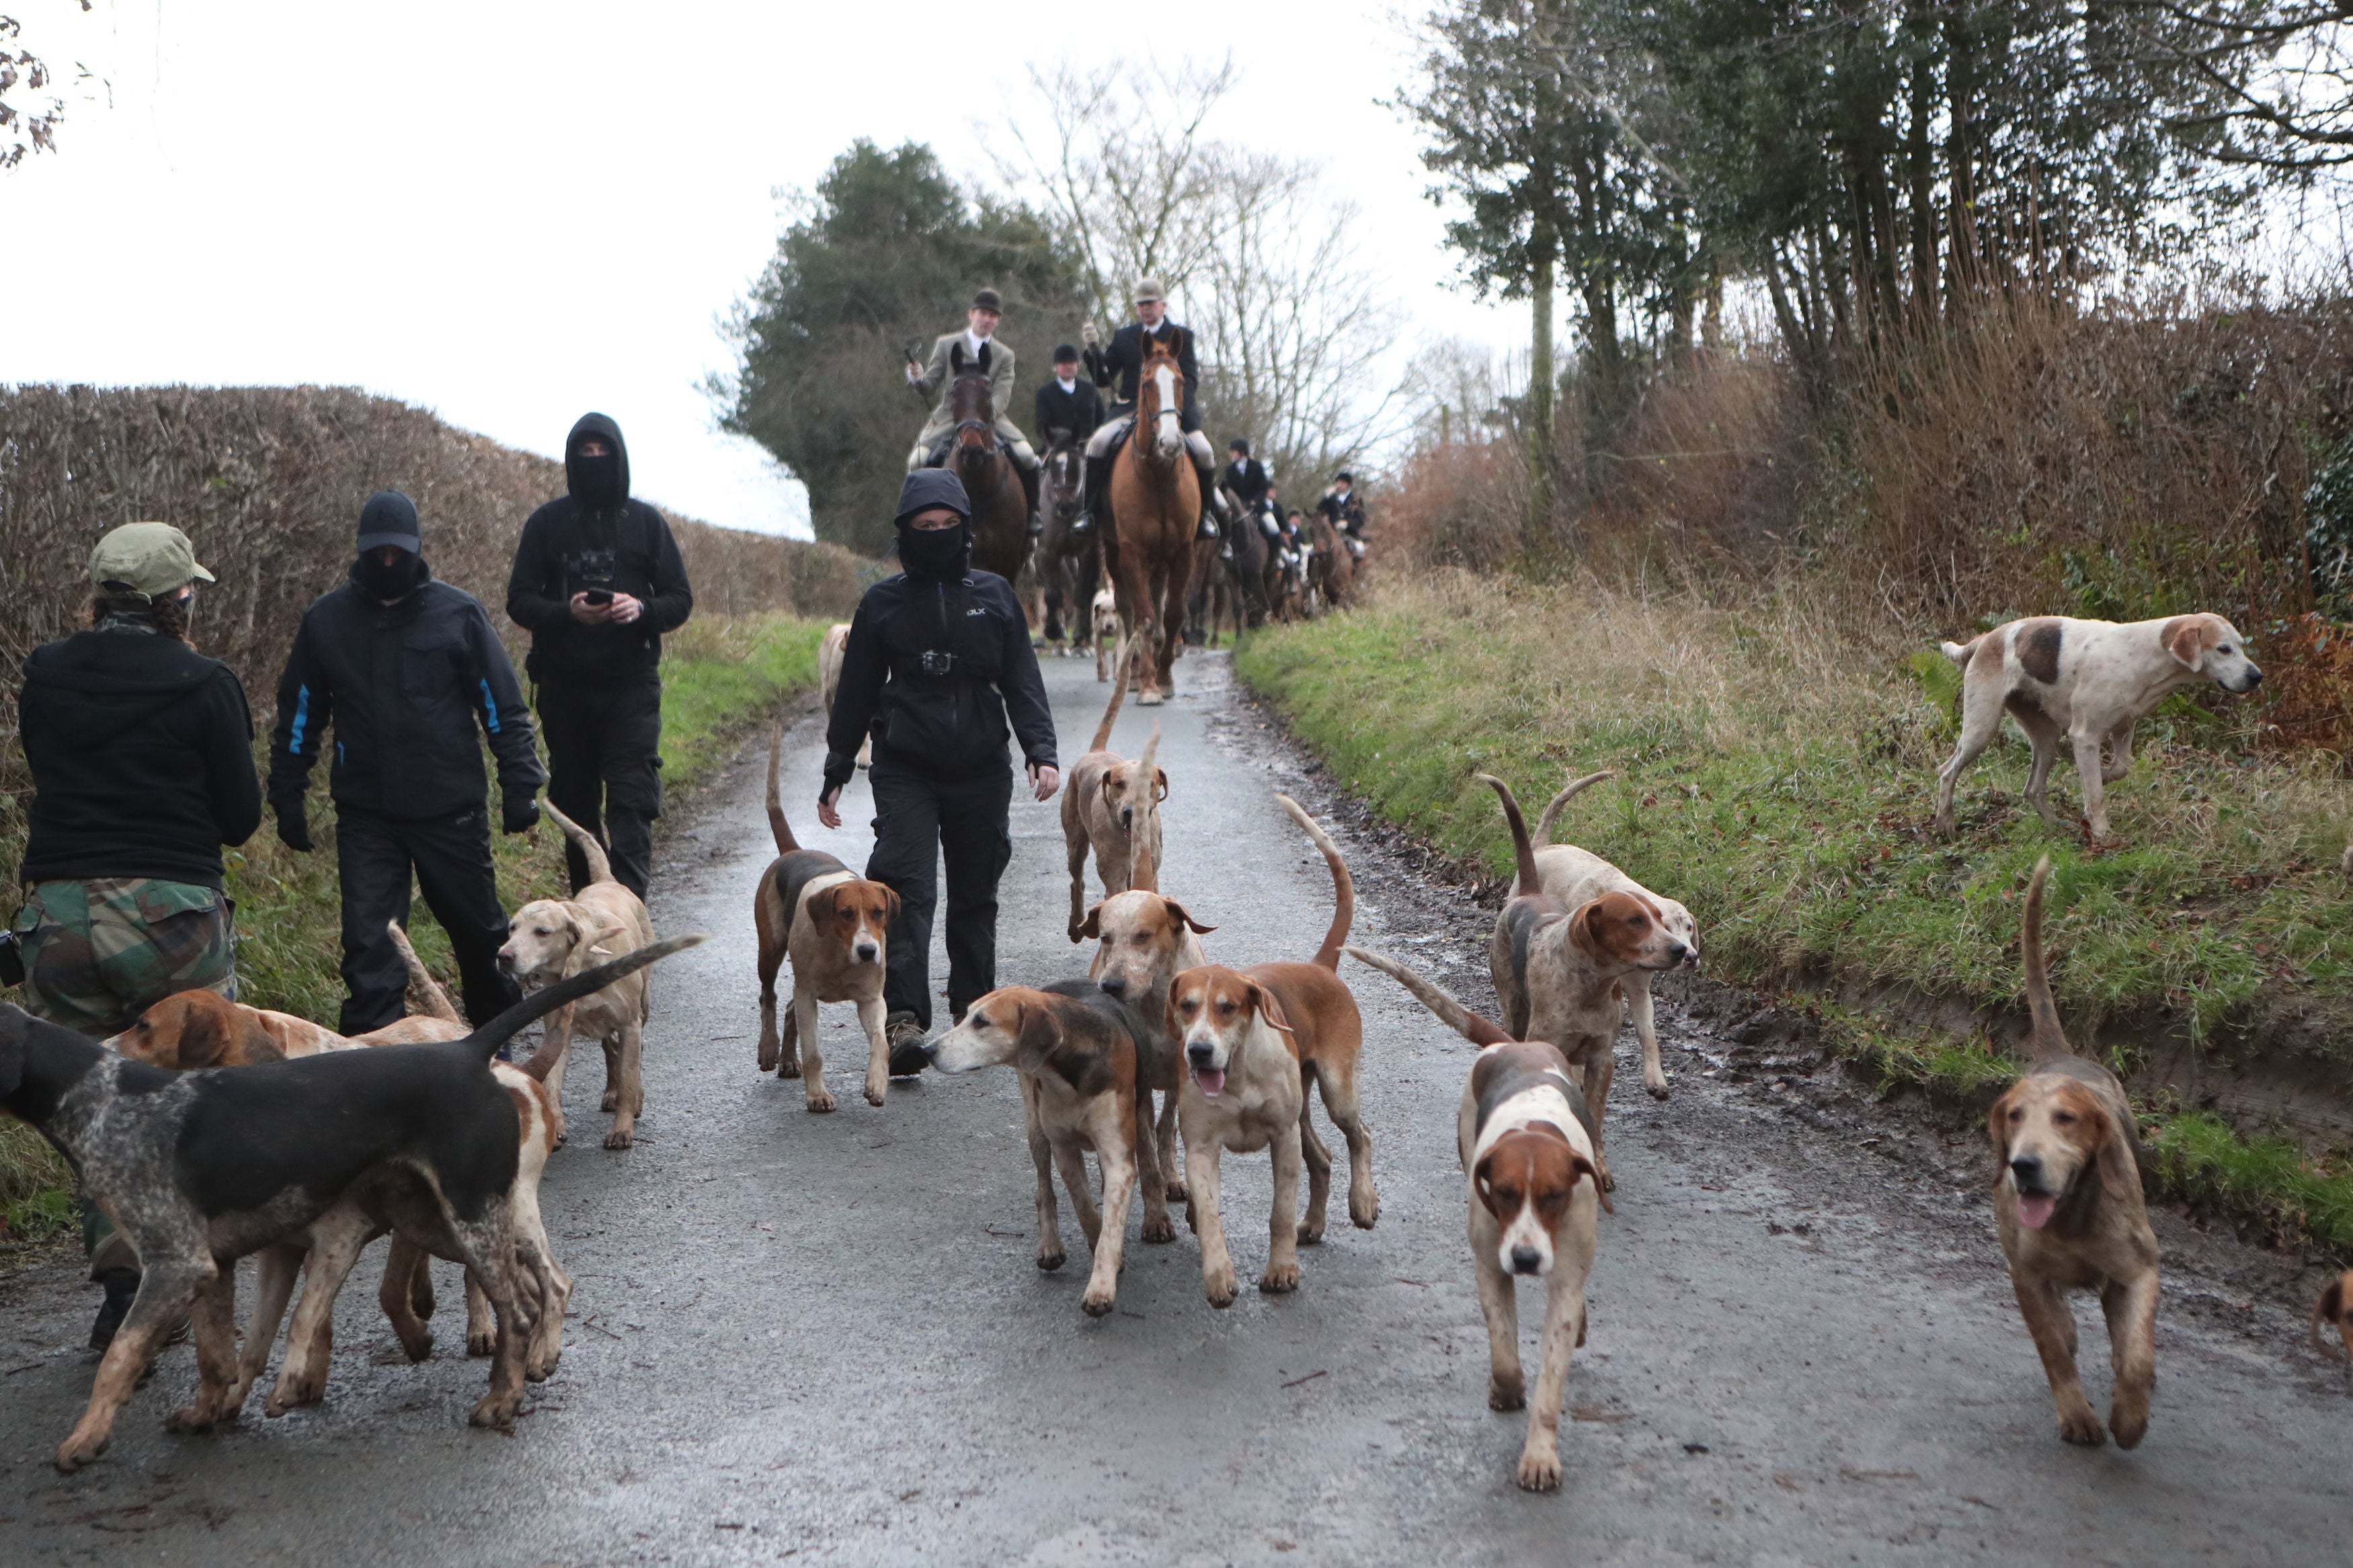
[1319,470,1369,561]
[907,288,1043,522]
[1081,279,1232,542]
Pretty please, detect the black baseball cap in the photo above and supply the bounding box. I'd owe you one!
[356,491,422,554]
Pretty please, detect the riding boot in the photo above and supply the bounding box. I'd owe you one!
[1020,463,1042,536]
[1084,452,1113,531]
[1195,458,1230,540]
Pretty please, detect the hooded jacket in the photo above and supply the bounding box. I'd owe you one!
[267,571,543,822]
[17,626,263,888]
[506,413,694,684]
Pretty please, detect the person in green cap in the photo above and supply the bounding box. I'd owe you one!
[9,522,263,1350]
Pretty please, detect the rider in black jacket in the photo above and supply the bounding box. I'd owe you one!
[505,413,693,897]
[820,469,1059,1063]
[269,492,544,1033]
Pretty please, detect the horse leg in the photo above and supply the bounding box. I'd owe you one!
[1156,530,1195,699]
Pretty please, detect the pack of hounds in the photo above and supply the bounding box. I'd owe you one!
[7,609,2350,1489]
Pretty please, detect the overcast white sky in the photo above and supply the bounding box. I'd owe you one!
[3,0,1520,539]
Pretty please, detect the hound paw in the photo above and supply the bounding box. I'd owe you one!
[53,1434,108,1473]
[757,1038,781,1073]
[1204,1265,1240,1308]
[1488,1377,1526,1412]
[467,1329,496,1359]
[1164,1180,1189,1203]
[165,1404,220,1435]
[525,1351,561,1383]
[863,1077,887,1108]
[602,1126,634,1150]
[2059,1408,2108,1446]
[1081,1287,1117,1318]
[1645,1079,1671,1102]
[1350,1190,1380,1230]
[805,1086,837,1114]
[601,1089,620,1113]
[1296,1221,1326,1245]
[1259,1262,1300,1294]
[468,1395,518,1432]
[778,1055,802,1079]
[1141,1212,1176,1244]
[1516,1448,1563,1493]
[2109,1407,2148,1450]
[396,1329,435,1363]
[1597,1160,1617,1194]
[1037,1247,1066,1272]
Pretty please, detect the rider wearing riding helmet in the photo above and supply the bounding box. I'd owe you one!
[1081,278,1231,539]
[1029,344,1104,538]
[907,288,1041,522]
[1318,471,1369,559]
[1224,438,1275,541]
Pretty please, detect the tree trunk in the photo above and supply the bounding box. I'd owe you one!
[1528,237,1556,542]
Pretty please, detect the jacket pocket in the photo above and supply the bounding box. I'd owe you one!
[402,629,467,704]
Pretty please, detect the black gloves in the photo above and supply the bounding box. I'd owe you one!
[502,795,541,835]
[275,800,313,853]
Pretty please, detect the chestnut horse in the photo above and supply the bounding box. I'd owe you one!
[1104,336,1200,704]
[945,343,1029,584]
[1031,428,1100,655]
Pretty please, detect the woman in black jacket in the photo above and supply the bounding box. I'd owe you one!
[818,470,1060,1064]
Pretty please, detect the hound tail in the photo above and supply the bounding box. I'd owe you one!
[1090,638,1137,753]
[386,921,463,1024]
[1942,637,1977,665]
[1343,946,1511,1046]
[2020,856,2069,1061]
[1531,770,1618,851]
[1478,774,1543,899]
[1276,794,1353,971]
[542,800,613,887]
[766,725,801,854]
[2315,1272,2350,1361]
[1129,722,1164,893]
[459,934,707,1063]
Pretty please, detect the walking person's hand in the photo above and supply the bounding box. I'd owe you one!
[817,786,843,831]
[568,592,613,625]
[1029,763,1060,802]
[502,795,541,835]
[275,800,313,853]
[607,591,643,626]
[1081,321,1099,347]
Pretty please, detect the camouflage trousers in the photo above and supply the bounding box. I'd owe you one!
[11,876,235,1276]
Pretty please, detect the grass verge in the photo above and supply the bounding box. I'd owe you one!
[1,612,826,1246]
[1235,572,2353,1256]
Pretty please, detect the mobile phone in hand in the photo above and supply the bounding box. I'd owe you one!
[583,589,614,606]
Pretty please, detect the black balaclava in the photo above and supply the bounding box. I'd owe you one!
[893,469,972,581]
[352,491,431,600]
[565,412,631,513]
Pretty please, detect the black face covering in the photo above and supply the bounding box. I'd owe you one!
[353,550,430,602]
[898,522,969,581]
[571,452,624,511]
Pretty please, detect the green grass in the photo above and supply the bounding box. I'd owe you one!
[1,612,826,1246]
[1235,572,2353,1255]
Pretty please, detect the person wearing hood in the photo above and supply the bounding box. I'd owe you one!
[818,470,1059,1067]
[506,413,693,899]
[11,522,261,1348]
[268,492,545,1035]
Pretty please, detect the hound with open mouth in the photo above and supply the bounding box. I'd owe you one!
[1166,795,1375,1307]
[1344,944,1609,1493]
[1989,856,2161,1448]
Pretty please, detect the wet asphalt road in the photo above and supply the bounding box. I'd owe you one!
[3,649,2350,1566]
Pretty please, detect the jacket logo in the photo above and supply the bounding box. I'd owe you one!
[966,607,988,616]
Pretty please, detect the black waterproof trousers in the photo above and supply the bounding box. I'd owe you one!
[536,675,663,898]
[335,804,521,1034]
[865,759,1014,1032]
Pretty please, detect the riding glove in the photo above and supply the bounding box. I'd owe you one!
[276,800,313,853]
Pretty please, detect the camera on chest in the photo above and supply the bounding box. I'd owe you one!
[917,649,957,677]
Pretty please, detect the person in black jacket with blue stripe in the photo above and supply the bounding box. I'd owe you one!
[267,492,545,1034]
[817,470,1059,1066]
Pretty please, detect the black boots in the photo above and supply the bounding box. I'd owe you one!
[89,1268,138,1352]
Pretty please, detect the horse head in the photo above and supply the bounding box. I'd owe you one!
[1137,337,1187,464]
[1041,428,1085,524]
[947,343,999,462]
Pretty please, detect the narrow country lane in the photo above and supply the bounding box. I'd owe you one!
[1,650,2346,1567]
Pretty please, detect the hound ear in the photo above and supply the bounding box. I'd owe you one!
[1254,983,1294,1037]
[2091,1100,2145,1203]
[1078,902,1105,941]
[1987,1085,2018,1179]
[1569,1149,1614,1215]
[1574,901,1608,954]
[2165,616,2206,671]
[1013,999,1062,1073]
[1153,767,1168,803]
[176,999,231,1071]
[882,885,903,924]
[1165,899,1215,935]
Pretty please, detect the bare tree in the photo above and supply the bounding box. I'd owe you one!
[1,5,95,171]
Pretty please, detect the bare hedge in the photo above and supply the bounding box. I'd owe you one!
[0,384,863,745]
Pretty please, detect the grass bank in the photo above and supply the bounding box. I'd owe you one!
[1235,573,2353,1255]
[2,612,828,1244]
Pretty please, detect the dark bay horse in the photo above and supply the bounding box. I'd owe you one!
[945,343,1029,584]
[1031,428,1100,655]
[1105,337,1200,705]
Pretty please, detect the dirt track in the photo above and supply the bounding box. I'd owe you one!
[1,649,2347,1566]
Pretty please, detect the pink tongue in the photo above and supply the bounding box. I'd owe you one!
[2016,1192,2058,1230]
[1195,1067,1226,1098]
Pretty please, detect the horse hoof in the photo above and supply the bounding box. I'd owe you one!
[1138,690,1166,707]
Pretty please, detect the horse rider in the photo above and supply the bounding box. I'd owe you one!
[1318,470,1369,561]
[906,287,1040,522]
[1224,438,1276,544]
[1030,343,1104,536]
[1080,278,1231,540]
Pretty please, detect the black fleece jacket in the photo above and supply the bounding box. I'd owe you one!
[823,567,1056,793]
[268,575,543,822]
[17,626,263,888]
[506,413,693,684]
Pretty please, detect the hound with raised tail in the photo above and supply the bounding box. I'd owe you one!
[1062,643,1164,940]
[501,802,658,1148]
[752,727,900,1111]
[6,934,701,1473]
[926,980,1177,1315]
[1343,944,1607,1491]
[1990,856,2161,1448]
[1483,775,1689,1190]
[1529,768,1699,1100]
[1166,794,1375,1307]
[2315,1269,2353,1364]
[1933,613,2262,840]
